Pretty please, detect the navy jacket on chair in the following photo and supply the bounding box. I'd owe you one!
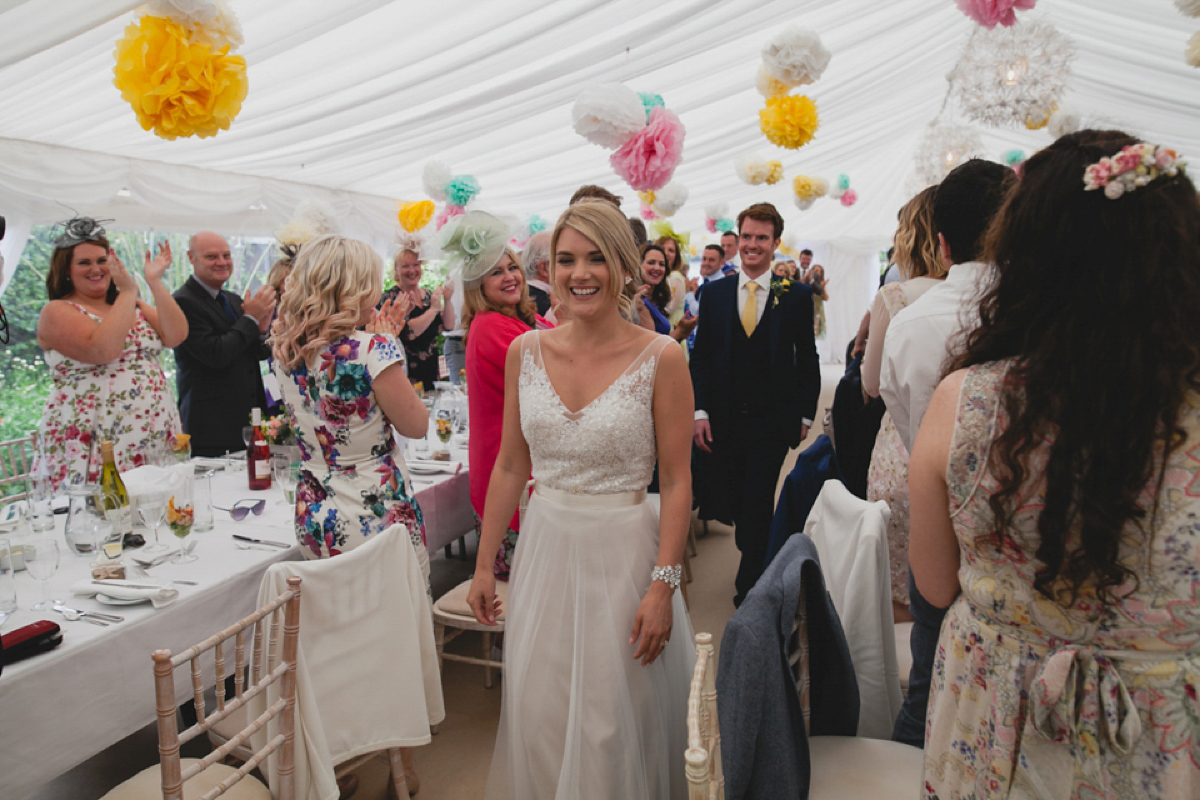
[763,435,843,569]
[717,534,859,800]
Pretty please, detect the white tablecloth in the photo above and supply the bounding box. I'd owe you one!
[0,452,474,800]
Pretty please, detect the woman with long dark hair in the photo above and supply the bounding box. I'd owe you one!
[910,130,1200,798]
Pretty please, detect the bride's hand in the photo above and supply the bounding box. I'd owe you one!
[467,570,502,626]
[630,581,674,667]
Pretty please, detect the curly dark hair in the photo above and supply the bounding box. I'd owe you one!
[951,129,1200,605]
[640,244,672,314]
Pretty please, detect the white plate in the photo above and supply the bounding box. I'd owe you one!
[96,593,150,606]
[408,464,448,475]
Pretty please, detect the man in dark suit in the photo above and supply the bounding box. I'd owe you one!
[520,232,553,317]
[173,231,275,457]
[691,203,821,606]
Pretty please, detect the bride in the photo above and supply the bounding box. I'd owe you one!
[468,199,696,799]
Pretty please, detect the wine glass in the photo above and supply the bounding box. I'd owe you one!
[168,481,196,564]
[273,454,299,507]
[242,425,255,450]
[0,539,19,628]
[23,538,59,611]
[138,493,170,554]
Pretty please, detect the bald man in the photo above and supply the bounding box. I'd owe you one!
[172,231,275,457]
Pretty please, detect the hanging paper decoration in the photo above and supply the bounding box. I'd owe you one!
[572,84,648,149]
[649,220,690,252]
[638,92,666,120]
[573,84,686,192]
[704,203,736,235]
[1188,31,1200,67]
[765,160,784,185]
[954,0,1036,29]
[792,175,829,211]
[397,200,436,233]
[755,65,791,98]
[640,202,659,221]
[423,162,452,202]
[1178,0,1200,15]
[760,27,832,87]
[1024,104,1056,130]
[949,21,1075,129]
[445,175,482,207]
[510,214,548,248]
[422,161,481,213]
[914,122,985,186]
[735,154,771,185]
[638,190,657,207]
[651,182,688,216]
[1003,149,1026,167]
[840,189,859,207]
[830,173,851,200]
[275,200,341,257]
[609,107,686,191]
[1047,107,1082,138]
[436,205,466,231]
[759,95,820,149]
[112,2,248,140]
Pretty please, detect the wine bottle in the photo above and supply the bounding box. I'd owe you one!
[98,440,132,538]
[247,408,272,491]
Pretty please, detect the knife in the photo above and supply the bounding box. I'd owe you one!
[92,579,165,590]
[232,534,292,549]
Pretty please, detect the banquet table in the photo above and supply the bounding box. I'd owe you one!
[0,445,472,800]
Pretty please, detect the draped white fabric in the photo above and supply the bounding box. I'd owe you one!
[0,0,1196,350]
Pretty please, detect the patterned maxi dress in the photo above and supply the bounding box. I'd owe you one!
[36,303,181,491]
[273,331,425,559]
[925,360,1200,800]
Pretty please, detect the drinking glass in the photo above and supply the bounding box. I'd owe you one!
[241,426,255,449]
[168,478,196,564]
[272,454,299,507]
[0,538,19,629]
[192,470,215,532]
[138,493,169,554]
[95,519,122,563]
[23,538,59,611]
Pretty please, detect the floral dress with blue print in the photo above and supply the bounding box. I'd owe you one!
[273,331,425,559]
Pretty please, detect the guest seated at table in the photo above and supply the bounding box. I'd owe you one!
[454,211,551,581]
[271,234,429,559]
[910,130,1200,798]
[34,217,188,489]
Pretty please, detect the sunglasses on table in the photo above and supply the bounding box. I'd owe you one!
[213,499,267,521]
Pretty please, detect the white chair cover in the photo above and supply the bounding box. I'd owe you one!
[252,524,445,800]
[803,481,903,739]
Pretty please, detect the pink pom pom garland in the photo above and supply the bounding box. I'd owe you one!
[436,204,466,230]
[640,202,659,220]
[610,107,686,191]
[840,189,858,207]
[955,0,1036,29]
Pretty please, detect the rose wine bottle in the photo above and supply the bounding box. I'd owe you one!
[247,408,272,491]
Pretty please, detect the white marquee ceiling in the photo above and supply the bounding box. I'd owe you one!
[0,0,1197,251]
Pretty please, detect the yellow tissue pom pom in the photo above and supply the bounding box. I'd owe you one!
[638,190,657,206]
[112,15,248,140]
[765,160,784,185]
[792,174,824,201]
[759,95,819,150]
[398,200,435,233]
[1024,104,1057,131]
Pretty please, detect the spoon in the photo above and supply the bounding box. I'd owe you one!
[56,607,109,626]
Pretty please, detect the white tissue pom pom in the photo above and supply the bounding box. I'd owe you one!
[829,185,846,200]
[704,202,729,221]
[755,65,791,98]
[291,200,341,237]
[1176,0,1200,17]
[1188,31,1200,67]
[1047,107,1082,139]
[572,84,648,149]
[423,161,452,202]
[794,196,817,211]
[147,0,243,48]
[761,27,831,87]
[736,154,770,185]
[653,182,689,216]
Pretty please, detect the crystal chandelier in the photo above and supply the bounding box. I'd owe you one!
[950,21,1075,128]
[913,122,986,187]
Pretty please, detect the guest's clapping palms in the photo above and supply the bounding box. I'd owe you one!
[143,241,172,284]
[368,296,410,337]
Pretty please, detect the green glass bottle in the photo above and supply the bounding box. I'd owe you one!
[99,440,132,538]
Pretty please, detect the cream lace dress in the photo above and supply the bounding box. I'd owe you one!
[485,331,696,800]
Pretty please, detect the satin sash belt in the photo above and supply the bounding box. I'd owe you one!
[533,483,647,509]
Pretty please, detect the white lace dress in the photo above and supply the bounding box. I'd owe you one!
[486,331,696,800]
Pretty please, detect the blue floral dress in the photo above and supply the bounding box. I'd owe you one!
[273,331,425,559]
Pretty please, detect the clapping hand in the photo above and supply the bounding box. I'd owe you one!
[243,286,277,332]
[369,298,407,336]
[143,241,172,284]
[107,249,138,293]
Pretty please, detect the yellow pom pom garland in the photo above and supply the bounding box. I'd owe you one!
[1024,104,1057,131]
[398,200,435,233]
[765,160,784,185]
[112,15,248,140]
[759,95,819,150]
[638,190,657,206]
[792,174,825,201]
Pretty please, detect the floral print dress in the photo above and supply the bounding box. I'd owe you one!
[925,360,1200,800]
[36,303,181,491]
[273,331,425,559]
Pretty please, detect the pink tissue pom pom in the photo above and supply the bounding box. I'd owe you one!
[640,202,658,221]
[436,204,465,230]
[840,189,858,207]
[610,107,685,191]
[955,0,1036,29]
[705,217,717,234]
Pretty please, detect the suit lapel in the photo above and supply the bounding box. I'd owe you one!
[769,279,784,364]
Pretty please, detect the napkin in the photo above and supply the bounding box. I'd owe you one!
[69,580,179,608]
[405,459,461,475]
[120,464,193,500]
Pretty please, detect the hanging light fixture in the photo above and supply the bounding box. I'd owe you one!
[913,121,986,187]
[950,22,1075,128]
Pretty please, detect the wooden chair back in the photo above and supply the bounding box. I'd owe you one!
[0,434,33,502]
[684,632,723,800]
[154,575,302,800]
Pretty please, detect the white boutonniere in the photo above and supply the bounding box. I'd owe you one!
[769,278,793,310]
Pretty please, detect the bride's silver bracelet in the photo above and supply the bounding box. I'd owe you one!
[651,564,683,592]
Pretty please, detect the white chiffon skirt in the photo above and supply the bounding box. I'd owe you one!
[485,486,696,800]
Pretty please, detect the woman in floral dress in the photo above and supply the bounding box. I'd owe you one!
[271,235,430,559]
[910,131,1200,799]
[34,218,188,490]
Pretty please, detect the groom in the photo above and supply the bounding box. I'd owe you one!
[691,202,821,606]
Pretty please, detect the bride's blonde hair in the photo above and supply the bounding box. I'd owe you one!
[550,200,642,320]
[272,235,382,370]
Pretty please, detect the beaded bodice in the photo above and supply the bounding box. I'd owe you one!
[518,331,669,495]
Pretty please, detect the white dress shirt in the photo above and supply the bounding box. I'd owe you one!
[878,262,995,453]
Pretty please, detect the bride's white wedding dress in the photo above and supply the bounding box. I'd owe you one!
[485,331,696,800]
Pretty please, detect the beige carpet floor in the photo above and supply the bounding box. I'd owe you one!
[28,365,842,800]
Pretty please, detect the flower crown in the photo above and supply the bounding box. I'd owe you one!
[1083,143,1186,199]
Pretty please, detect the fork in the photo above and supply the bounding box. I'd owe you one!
[234,540,277,552]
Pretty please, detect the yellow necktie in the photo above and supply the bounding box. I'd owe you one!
[741,280,760,336]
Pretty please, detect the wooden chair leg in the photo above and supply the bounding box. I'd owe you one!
[482,630,494,689]
[386,747,411,799]
[443,544,452,559]
[687,525,698,557]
